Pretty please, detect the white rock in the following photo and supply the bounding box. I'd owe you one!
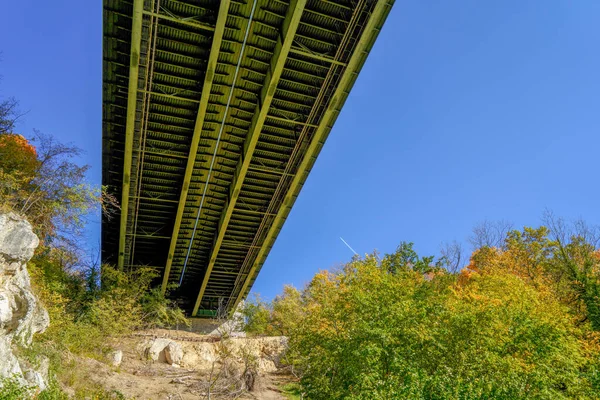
[0,336,22,377]
[146,338,171,362]
[24,370,46,392]
[143,338,185,364]
[109,350,123,367]
[0,214,39,262]
[0,213,48,391]
[0,292,12,326]
[164,341,183,365]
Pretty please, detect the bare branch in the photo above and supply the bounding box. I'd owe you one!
[439,240,465,273]
[469,219,513,250]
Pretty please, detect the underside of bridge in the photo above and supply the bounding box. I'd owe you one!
[102,0,393,316]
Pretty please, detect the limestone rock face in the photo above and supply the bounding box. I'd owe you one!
[0,214,39,262]
[180,342,218,370]
[138,335,288,373]
[0,213,49,390]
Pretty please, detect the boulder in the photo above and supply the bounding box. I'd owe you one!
[0,214,39,262]
[109,350,123,367]
[181,342,217,370]
[164,341,183,366]
[142,338,183,366]
[145,338,171,362]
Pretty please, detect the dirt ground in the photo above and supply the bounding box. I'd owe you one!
[69,329,294,400]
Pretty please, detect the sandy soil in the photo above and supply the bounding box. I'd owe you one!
[69,330,292,400]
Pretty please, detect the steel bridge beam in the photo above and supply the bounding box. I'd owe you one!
[231,0,394,310]
[161,0,232,292]
[117,0,144,269]
[191,0,308,316]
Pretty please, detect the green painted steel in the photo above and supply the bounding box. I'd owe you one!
[232,0,395,310]
[161,0,232,294]
[191,0,308,317]
[117,0,144,270]
[102,0,395,316]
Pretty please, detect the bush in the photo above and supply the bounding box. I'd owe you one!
[247,231,600,400]
[0,376,129,400]
[289,255,597,399]
[0,377,31,400]
[28,252,189,358]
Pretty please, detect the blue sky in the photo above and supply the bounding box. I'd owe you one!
[1,1,599,300]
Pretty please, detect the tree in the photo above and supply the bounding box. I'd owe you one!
[281,241,600,399]
[0,77,24,134]
[381,241,438,274]
[0,131,100,242]
[439,240,465,273]
[0,133,37,174]
[270,285,303,335]
[469,219,514,250]
[241,286,303,336]
[241,295,272,335]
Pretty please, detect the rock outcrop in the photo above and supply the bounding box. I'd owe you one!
[138,337,186,367]
[0,213,49,390]
[139,335,288,373]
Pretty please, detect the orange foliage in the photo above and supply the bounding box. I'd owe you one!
[0,133,38,177]
[0,133,37,155]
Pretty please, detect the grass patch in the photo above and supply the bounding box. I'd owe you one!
[0,376,31,400]
[279,382,303,400]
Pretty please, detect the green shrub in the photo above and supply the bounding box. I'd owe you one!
[244,233,600,400]
[0,377,31,400]
[280,382,303,400]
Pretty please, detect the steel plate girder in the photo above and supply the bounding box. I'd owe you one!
[117,0,145,269]
[191,0,309,316]
[161,0,232,292]
[231,0,395,310]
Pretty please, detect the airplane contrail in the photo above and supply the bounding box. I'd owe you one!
[340,237,358,256]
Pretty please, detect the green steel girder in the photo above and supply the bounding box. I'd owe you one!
[103,0,395,316]
[142,10,215,32]
[289,48,347,66]
[231,0,396,309]
[160,0,232,292]
[117,0,144,269]
[191,0,309,316]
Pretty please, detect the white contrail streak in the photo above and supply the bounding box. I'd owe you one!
[340,237,358,256]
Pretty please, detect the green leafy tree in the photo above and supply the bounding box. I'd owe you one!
[282,241,600,399]
[241,294,272,335]
[381,241,438,274]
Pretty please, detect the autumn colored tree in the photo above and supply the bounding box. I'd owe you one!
[0,130,101,241]
[247,226,600,399]
[0,133,38,175]
[289,248,600,399]
[466,222,600,332]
